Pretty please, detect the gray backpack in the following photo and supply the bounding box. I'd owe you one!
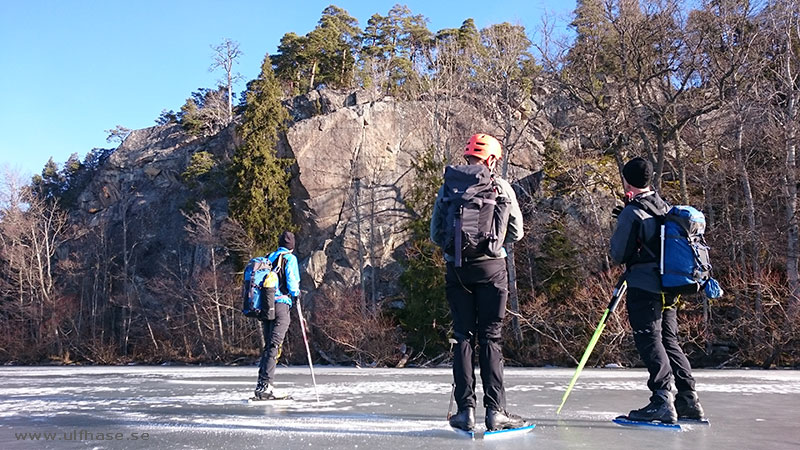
[441,164,511,267]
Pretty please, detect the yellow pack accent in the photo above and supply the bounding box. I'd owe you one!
[661,292,681,311]
[262,271,279,289]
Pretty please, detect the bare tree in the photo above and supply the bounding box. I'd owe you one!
[210,38,243,124]
[694,0,766,315]
[183,200,226,349]
[418,28,479,163]
[762,0,800,312]
[471,22,539,343]
[0,168,70,358]
[609,0,722,193]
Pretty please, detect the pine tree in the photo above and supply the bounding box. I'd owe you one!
[274,32,309,95]
[274,6,361,94]
[398,147,448,355]
[229,54,293,255]
[314,6,361,88]
[458,18,479,48]
[31,158,64,202]
[568,0,617,71]
[361,5,432,97]
[59,153,83,208]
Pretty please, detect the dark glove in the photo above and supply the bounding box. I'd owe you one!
[611,203,624,219]
[612,192,634,219]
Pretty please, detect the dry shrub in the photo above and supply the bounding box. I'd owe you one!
[0,319,40,363]
[308,286,405,367]
[508,265,800,369]
[706,268,800,367]
[508,270,638,367]
[81,338,125,365]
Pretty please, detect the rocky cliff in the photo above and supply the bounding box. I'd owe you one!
[70,89,546,305]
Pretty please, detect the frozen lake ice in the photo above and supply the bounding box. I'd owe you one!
[1,365,799,449]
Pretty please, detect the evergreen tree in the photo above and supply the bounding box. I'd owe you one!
[398,147,448,356]
[274,32,309,95]
[179,98,204,135]
[104,125,131,145]
[59,153,83,208]
[229,54,293,255]
[458,18,480,48]
[361,5,432,97]
[567,0,617,74]
[155,109,178,126]
[178,87,229,136]
[314,5,361,88]
[83,147,114,172]
[274,6,361,94]
[182,151,216,188]
[31,158,63,202]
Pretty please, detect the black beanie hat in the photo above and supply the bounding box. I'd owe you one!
[622,157,653,189]
[279,231,295,251]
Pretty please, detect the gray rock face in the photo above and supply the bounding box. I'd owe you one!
[286,100,437,299]
[282,92,545,301]
[287,87,385,121]
[70,89,547,306]
[77,124,236,222]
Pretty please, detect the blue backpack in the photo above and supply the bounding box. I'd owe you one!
[659,206,723,298]
[241,254,284,320]
[632,199,723,299]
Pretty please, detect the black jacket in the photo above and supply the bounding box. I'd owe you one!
[610,191,670,293]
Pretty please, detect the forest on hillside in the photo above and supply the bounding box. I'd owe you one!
[1,0,798,368]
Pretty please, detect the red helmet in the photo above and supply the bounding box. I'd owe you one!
[464,133,502,161]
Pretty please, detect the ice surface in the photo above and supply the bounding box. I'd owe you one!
[1,366,799,449]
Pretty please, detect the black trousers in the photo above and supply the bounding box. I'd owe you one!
[626,288,696,393]
[257,302,291,386]
[446,258,508,412]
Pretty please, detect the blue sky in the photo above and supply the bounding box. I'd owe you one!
[0,0,575,178]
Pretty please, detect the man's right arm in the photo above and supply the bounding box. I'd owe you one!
[503,182,524,244]
[284,255,301,297]
[610,207,640,265]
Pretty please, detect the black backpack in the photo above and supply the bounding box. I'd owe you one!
[441,164,511,267]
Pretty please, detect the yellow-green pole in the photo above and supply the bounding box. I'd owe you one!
[557,277,627,414]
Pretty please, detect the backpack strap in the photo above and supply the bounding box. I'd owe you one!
[630,195,664,219]
[454,204,463,267]
[272,251,290,295]
[628,197,664,263]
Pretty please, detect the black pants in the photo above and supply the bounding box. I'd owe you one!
[446,258,508,412]
[626,288,696,393]
[257,302,291,386]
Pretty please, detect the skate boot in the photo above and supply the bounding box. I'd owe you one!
[253,383,277,400]
[448,406,475,431]
[627,390,678,423]
[675,390,705,420]
[485,408,527,431]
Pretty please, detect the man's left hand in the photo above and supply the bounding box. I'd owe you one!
[612,204,624,219]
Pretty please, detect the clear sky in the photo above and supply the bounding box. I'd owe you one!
[0,0,575,178]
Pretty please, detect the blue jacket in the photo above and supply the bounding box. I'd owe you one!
[267,247,300,306]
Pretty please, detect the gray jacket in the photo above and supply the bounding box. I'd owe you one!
[430,175,523,263]
[609,191,670,293]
